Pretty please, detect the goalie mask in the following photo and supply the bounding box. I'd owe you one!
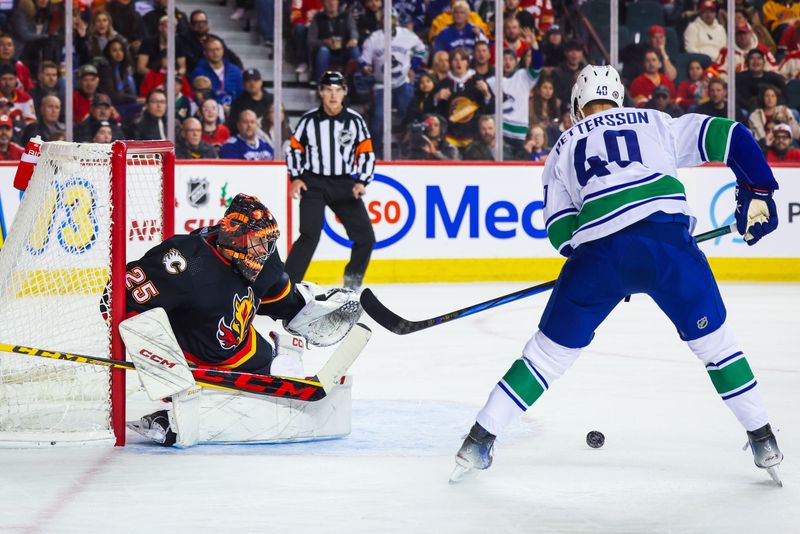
[217,194,280,282]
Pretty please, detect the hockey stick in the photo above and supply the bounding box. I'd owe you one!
[361,224,736,335]
[0,342,328,401]
[316,323,371,392]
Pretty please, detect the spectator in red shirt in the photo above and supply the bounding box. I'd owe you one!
[0,34,32,90]
[197,97,230,153]
[290,0,323,74]
[675,59,707,112]
[767,122,800,162]
[0,114,24,160]
[503,15,530,59]
[778,19,800,52]
[0,63,36,123]
[140,49,192,99]
[73,64,101,123]
[620,25,677,83]
[630,48,675,106]
[73,64,121,125]
[520,0,555,34]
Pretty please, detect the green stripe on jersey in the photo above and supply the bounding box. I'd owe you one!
[502,359,546,407]
[547,213,578,251]
[503,122,529,135]
[708,357,755,396]
[577,175,685,229]
[704,118,735,162]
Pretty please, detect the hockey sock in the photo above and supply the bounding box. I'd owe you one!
[477,331,581,436]
[687,323,769,432]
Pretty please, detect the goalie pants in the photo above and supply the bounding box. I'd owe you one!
[192,330,275,374]
[476,220,769,436]
[284,174,375,287]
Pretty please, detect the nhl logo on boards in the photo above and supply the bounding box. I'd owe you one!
[187,177,210,208]
[338,129,353,145]
[697,316,708,330]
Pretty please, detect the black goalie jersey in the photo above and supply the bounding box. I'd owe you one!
[125,227,304,373]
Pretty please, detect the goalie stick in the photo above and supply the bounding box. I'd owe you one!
[0,323,371,401]
[361,224,736,335]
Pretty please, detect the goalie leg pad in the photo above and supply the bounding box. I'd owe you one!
[195,377,353,444]
[119,308,196,401]
[168,385,202,448]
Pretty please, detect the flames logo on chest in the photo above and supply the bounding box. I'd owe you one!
[216,287,257,350]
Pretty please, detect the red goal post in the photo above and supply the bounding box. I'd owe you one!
[0,140,174,447]
[110,141,175,445]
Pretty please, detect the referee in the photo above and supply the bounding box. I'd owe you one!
[284,71,376,289]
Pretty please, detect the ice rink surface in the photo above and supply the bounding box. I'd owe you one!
[1,282,798,534]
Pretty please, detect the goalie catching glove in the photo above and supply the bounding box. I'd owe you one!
[284,282,362,347]
[735,183,778,245]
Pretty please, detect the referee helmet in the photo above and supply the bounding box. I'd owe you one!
[320,70,347,90]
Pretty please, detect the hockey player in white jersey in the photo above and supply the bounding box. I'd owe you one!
[451,65,783,485]
[359,7,427,154]
[486,27,543,159]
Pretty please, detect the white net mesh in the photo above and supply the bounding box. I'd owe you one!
[0,142,166,446]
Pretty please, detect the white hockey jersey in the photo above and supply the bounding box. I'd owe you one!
[487,63,542,141]
[360,27,427,89]
[543,108,740,255]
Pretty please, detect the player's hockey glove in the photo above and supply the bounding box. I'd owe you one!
[735,183,778,246]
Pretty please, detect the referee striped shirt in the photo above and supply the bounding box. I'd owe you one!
[286,106,376,184]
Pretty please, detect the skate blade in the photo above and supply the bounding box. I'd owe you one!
[126,421,167,444]
[449,463,474,484]
[766,466,783,487]
[126,421,145,435]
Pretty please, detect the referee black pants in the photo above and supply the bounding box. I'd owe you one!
[284,175,375,288]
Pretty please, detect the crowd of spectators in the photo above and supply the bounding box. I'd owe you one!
[0,0,797,162]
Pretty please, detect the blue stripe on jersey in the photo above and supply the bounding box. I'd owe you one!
[697,116,712,163]
[722,380,758,400]
[705,351,744,369]
[572,194,687,236]
[583,172,662,202]
[498,381,528,411]
[545,207,579,228]
[522,356,549,389]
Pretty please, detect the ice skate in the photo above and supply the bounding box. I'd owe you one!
[450,423,496,484]
[747,424,783,487]
[127,410,176,447]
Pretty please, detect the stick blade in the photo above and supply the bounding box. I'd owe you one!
[360,288,415,334]
[315,323,371,392]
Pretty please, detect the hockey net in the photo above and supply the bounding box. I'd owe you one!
[0,140,174,446]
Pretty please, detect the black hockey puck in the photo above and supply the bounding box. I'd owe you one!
[586,430,605,448]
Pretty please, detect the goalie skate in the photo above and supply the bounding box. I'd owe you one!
[449,423,495,484]
[746,424,783,487]
[127,410,176,447]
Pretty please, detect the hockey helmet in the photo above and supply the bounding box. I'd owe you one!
[320,70,347,90]
[570,65,625,124]
[217,194,280,282]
